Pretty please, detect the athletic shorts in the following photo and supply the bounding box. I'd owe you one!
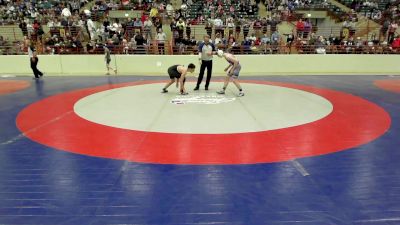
[168,67,181,79]
[228,64,241,78]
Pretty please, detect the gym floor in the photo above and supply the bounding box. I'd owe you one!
[0,75,399,225]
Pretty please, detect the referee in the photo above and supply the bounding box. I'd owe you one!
[194,35,216,91]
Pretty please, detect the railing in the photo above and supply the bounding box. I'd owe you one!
[1,22,399,55]
[0,42,26,55]
[17,42,400,55]
[0,27,23,41]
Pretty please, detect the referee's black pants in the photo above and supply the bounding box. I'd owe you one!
[30,57,43,78]
[196,60,213,88]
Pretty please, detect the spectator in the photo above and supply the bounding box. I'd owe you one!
[111,33,120,45]
[271,30,281,44]
[342,18,352,39]
[44,37,56,54]
[388,20,398,44]
[235,18,241,41]
[103,17,111,35]
[73,17,84,28]
[134,18,143,32]
[381,19,390,41]
[19,19,28,36]
[188,36,197,46]
[27,21,34,37]
[349,18,356,37]
[129,38,137,51]
[70,0,81,13]
[84,8,91,17]
[243,20,250,39]
[261,33,270,44]
[391,35,400,50]
[227,34,236,47]
[176,17,186,39]
[134,32,145,46]
[296,18,304,38]
[345,36,355,53]
[253,18,262,37]
[86,40,95,53]
[154,17,162,31]
[72,36,82,49]
[227,18,235,37]
[269,16,279,33]
[141,11,148,24]
[143,17,153,42]
[249,33,257,42]
[250,41,260,54]
[261,17,268,34]
[214,32,223,45]
[61,4,72,18]
[186,19,192,38]
[315,36,326,54]
[150,6,159,19]
[205,21,213,38]
[166,3,174,18]
[87,18,96,40]
[214,17,224,37]
[122,38,129,54]
[303,19,312,39]
[156,28,167,54]
[170,19,177,32]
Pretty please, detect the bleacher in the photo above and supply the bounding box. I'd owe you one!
[186,0,259,20]
[294,0,351,22]
[337,0,390,13]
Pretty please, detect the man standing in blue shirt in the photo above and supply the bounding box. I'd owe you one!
[194,35,216,91]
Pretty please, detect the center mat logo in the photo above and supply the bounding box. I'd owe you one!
[171,95,236,104]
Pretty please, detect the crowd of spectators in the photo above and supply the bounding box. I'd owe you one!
[0,0,398,55]
[0,0,88,25]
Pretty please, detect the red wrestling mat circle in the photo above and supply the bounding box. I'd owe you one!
[374,79,400,93]
[0,80,30,95]
[16,80,391,165]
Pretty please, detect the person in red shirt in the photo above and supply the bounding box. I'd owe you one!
[391,35,400,50]
[296,18,304,38]
[254,38,261,46]
[141,12,148,24]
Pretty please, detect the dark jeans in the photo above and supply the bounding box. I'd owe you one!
[30,57,43,78]
[196,60,213,88]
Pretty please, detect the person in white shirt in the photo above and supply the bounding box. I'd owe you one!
[61,7,72,17]
[214,33,222,45]
[87,18,96,40]
[227,18,235,36]
[47,20,55,28]
[156,28,166,54]
[166,4,174,17]
[84,9,91,17]
[214,18,224,37]
[143,17,153,42]
[112,19,122,35]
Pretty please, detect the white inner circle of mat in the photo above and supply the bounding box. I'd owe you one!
[74,83,333,134]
